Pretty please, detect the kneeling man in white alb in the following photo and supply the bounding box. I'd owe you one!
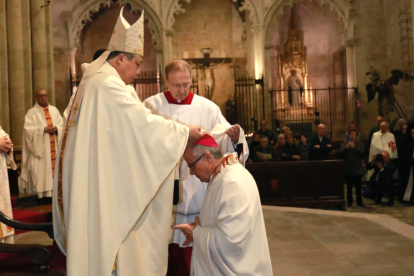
[174,134,273,275]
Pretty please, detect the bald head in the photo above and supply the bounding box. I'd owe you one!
[317,124,326,136]
[382,151,390,163]
[380,122,389,133]
[35,89,48,107]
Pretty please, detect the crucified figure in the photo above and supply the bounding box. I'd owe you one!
[190,60,225,99]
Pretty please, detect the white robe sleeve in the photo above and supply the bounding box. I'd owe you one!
[211,105,249,166]
[23,112,45,158]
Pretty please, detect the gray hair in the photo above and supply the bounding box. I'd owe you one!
[278,134,285,139]
[106,51,135,61]
[187,143,223,160]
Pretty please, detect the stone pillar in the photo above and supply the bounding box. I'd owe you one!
[345,38,358,132]
[252,25,267,121]
[0,0,9,132]
[154,44,164,91]
[162,28,174,66]
[30,0,55,105]
[6,0,32,147]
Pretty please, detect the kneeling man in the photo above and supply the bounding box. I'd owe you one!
[174,135,272,275]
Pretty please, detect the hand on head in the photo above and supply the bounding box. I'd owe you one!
[188,126,204,143]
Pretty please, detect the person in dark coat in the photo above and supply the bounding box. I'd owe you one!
[281,132,301,161]
[365,151,397,206]
[251,136,277,162]
[247,133,261,162]
[257,120,277,146]
[337,130,365,207]
[399,126,414,203]
[308,124,332,160]
[299,134,310,161]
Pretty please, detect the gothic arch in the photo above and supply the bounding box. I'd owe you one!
[69,0,163,48]
[263,0,355,41]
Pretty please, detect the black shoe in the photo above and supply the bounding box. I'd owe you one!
[347,203,352,208]
[387,201,394,207]
[357,204,366,208]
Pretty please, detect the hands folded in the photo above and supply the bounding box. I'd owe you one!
[0,137,13,154]
[173,216,201,246]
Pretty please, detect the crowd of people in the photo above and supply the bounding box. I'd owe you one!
[248,117,414,208]
[248,120,332,163]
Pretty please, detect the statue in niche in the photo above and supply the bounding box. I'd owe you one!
[287,69,304,106]
[366,67,413,121]
[226,92,236,124]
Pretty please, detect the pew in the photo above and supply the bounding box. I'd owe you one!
[246,160,346,209]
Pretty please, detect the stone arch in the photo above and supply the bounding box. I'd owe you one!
[263,0,354,39]
[69,0,163,48]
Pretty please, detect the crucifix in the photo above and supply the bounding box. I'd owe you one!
[186,48,232,99]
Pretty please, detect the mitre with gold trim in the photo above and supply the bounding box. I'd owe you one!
[67,7,145,127]
[107,7,144,56]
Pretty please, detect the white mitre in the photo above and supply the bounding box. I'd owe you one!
[67,7,144,126]
[107,7,144,56]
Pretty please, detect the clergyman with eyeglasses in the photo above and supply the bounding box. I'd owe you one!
[144,59,249,275]
[19,89,63,202]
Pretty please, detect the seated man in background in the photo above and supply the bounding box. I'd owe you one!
[251,136,277,162]
[364,151,396,206]
[247,132,260,162]
[174,135,273,275]
[257,120,277,145]
[309,124,332,160]
[281,132,301,161]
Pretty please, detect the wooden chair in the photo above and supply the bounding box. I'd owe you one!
[0,211,66,275]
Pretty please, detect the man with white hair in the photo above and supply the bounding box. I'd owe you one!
[368,122,398,179]
[174,134,272,276]
[308,124,332,160]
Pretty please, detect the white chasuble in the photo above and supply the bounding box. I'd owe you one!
[144,92,249,247]
[0,127,17,242]
[368,131,398,179]
[191,153,272,276]
[19,104,63,196]
[52,62,189,276]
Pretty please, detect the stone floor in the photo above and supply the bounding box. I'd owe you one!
[10,197,414,276]
[264,206,414,276]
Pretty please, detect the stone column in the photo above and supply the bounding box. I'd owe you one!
[251,25,267,121]
[345,38,358,131]
[162,28,174,66]
[6,0,30,146]
[0,0,9,132]
[154,44,164,91]
[31,0,55,104]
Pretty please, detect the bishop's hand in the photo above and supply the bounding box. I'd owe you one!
[0,137,13,153]
[226,125,240,143]
[188,126,204,143]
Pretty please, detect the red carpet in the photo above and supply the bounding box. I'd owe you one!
[11,210,48,235]
[10,196,17,209]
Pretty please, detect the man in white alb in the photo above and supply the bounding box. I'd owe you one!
[174,134,272,275]
[19,89,63,200]
[52,8,203,276]
[368,122,398,179]
[144,60,249,274]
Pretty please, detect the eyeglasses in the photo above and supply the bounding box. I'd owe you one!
[171,82,191,90]
[37,95,47,98]
[188,153,205,170]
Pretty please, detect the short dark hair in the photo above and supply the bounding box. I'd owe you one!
[93,49,106,61]
[260,135,268,140]
[349,129,358,134]
[106,51,135,61]
[253,132,260,138]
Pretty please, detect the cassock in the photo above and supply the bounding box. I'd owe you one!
[143,91,249,247]
[52,62,189,276]
[368,131,398,179]
[19,103,63,197]
[191,153,272,276]
[0,127,16,243]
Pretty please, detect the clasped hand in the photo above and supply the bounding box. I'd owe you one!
[44,126,57,134]
[0,137,13,154]
[173,216,201,246]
